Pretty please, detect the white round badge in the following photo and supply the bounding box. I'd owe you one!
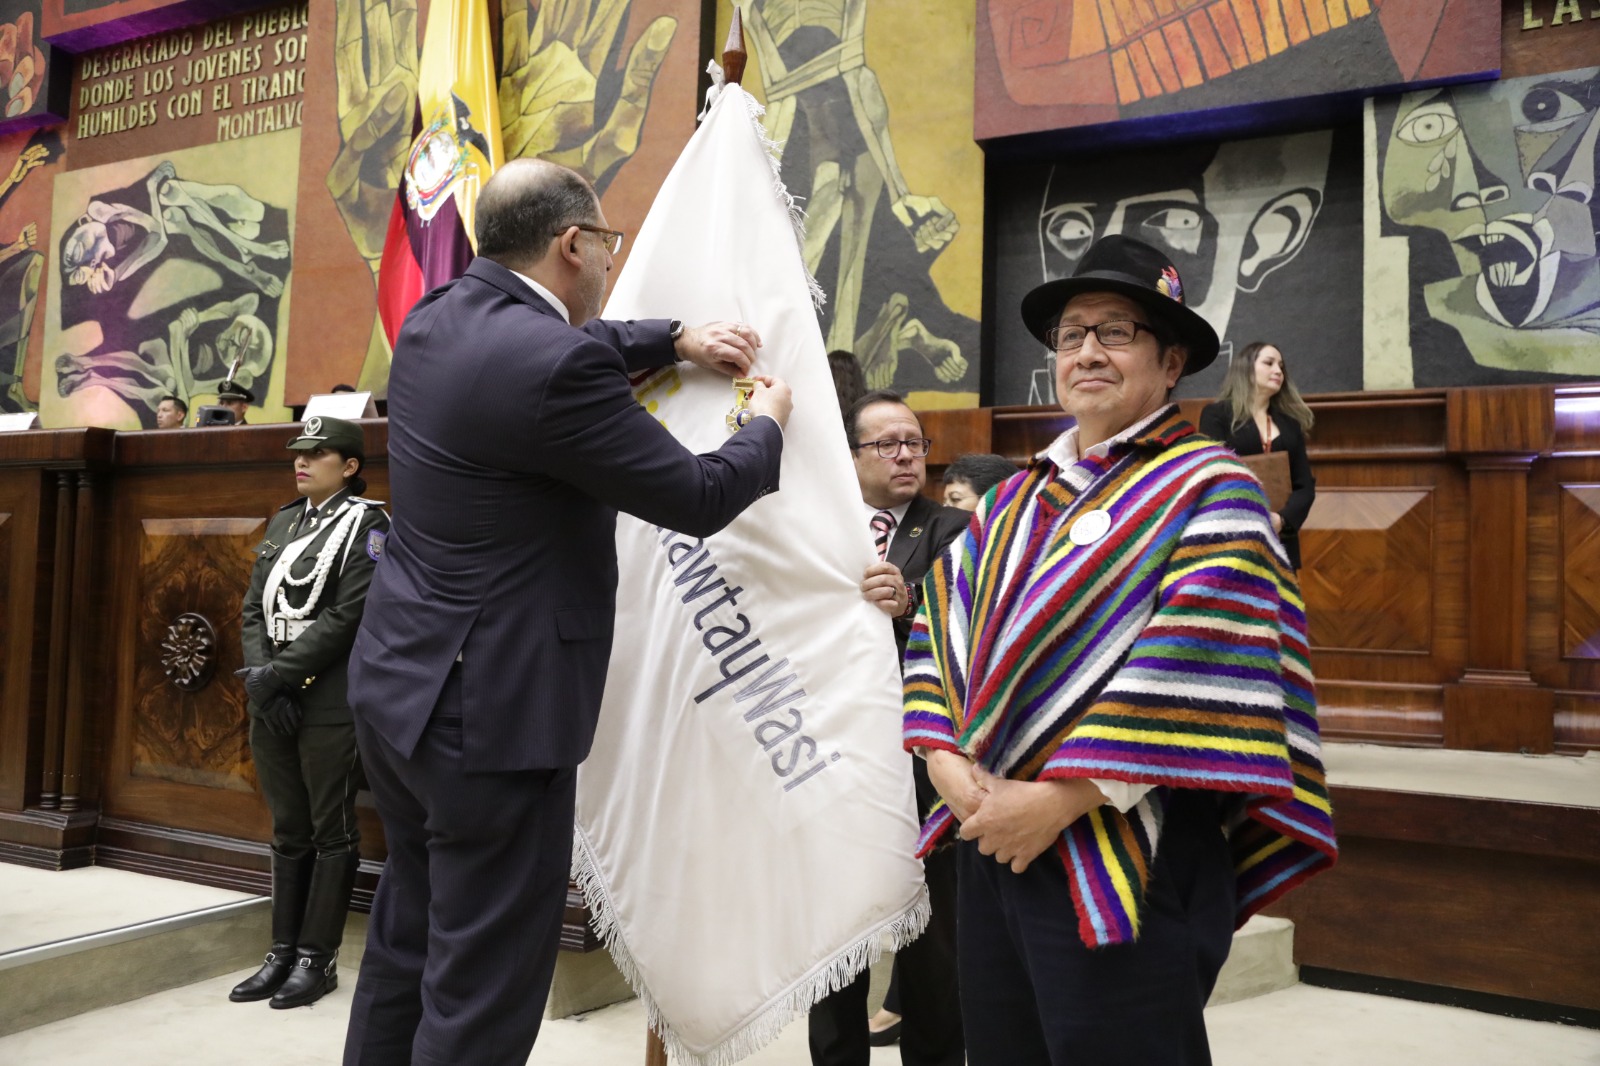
[1068,509,1112,546]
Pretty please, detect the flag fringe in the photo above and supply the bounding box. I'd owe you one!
[572,826,930,1066]
[702,62,828,312]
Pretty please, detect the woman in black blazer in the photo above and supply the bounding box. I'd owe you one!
[1199,342,1316,569]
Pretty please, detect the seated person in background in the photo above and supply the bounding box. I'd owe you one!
[218,380,254,425]
[155,394,188,429]
[331,383,356,394]
[1198,341,1316,570]
[940,453,1017,512]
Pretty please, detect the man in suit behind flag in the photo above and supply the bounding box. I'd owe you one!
[812,389,970,1066]
[375,0,501,347]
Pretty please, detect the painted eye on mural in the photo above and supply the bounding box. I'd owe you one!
[1518,87,1587,131]
[1396,106,1459,146]
[1041,204,1097,262]
[1043,202,1094,264]
[1140,208,1204,254]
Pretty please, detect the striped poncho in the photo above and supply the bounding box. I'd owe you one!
[903,405,1336,948]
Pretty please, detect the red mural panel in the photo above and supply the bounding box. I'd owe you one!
[975,0,1502,140]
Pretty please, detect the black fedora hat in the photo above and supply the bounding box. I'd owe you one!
[1020,235,1220,377]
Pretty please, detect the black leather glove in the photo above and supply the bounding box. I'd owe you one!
[235,664,288,706]
[256,691,303,736]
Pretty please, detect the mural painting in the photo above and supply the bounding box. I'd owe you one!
[990,125,1363,405]
[727,0,983,407]
[313,0,696,394]
[42,128,299,428]
[1366,66,1600,388]
[0,128,54,413]
[0,3,68,132]
[975,0,1502,141]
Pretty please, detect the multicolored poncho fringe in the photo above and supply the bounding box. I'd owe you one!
[903,406,1336,948]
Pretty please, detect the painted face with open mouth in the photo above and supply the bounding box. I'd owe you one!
[1454,215,1559,327]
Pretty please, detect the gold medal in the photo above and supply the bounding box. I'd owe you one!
[725,378,757,432]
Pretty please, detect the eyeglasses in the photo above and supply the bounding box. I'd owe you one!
[1046,320,1156,352]
[555,223,625,255]
[853,437,931,459]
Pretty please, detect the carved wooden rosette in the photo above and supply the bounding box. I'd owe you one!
[161,612,218,692]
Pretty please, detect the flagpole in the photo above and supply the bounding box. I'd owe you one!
[644,6,747,1053]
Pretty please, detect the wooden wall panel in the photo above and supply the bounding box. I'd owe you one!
[0,477,24,810]
[101,471,279,844]
[1300,489,1433,654]
[1558,486,1600,660]
[131,517,263,793]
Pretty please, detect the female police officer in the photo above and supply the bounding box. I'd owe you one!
[231,416,390,1010]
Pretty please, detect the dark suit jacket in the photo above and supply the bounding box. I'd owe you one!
[242,488,390,723]
[886,493,970,814]
[349,258,783,772]
[1198,400,1316,569]
[887,493,972,654]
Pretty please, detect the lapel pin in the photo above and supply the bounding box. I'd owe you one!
[1068,508,1111,546]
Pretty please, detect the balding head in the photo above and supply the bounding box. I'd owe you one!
[475,159,600,272]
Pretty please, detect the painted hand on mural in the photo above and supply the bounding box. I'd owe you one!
[890,194,959,255]
[2,143,46,195]
[168,294,267,394]
[0,11,45,120]
[1,221,35,259]
[498,0,677,189]
[327,0,420,279]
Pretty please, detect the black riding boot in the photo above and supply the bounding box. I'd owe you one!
[230,848,313,1002]
[271,849,359,1009]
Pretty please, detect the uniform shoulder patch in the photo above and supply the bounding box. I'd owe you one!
[350,496,387,507]
[366,529,387,561]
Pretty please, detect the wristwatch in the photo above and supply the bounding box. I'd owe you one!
[668,320,684,342]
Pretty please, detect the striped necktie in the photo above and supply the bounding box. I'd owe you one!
[871,509,896,561]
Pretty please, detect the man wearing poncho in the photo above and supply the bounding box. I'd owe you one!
[902,235,1337,1065]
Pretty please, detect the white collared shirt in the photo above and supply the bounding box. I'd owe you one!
[509,269,571,324]
[1040,404,1171,470]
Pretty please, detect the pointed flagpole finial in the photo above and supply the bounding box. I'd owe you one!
[722,7,747,86]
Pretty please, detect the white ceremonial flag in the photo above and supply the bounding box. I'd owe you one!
[573,72,929,1065]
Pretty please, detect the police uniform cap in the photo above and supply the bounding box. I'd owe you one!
[218,381,256,403]
[286,415,365,458]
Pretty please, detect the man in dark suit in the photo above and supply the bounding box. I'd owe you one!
[342,159,792,1066]
[813,390,970,1066]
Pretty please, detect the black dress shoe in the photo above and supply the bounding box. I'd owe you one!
[868,1018,902,1047]
[270,952,337,1009]
[229,947,295,1002]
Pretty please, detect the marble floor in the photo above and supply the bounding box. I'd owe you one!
[1,965,1596,1065]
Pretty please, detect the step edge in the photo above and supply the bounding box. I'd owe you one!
[0,896,268,971]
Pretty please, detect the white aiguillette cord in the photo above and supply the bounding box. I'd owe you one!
[264,500,364,638]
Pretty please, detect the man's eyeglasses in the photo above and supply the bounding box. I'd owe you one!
[1046,320,1155,352]
[853,437,932,459]
[555,223,625,255]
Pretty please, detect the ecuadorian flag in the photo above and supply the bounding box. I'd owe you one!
[376,0,502,346]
